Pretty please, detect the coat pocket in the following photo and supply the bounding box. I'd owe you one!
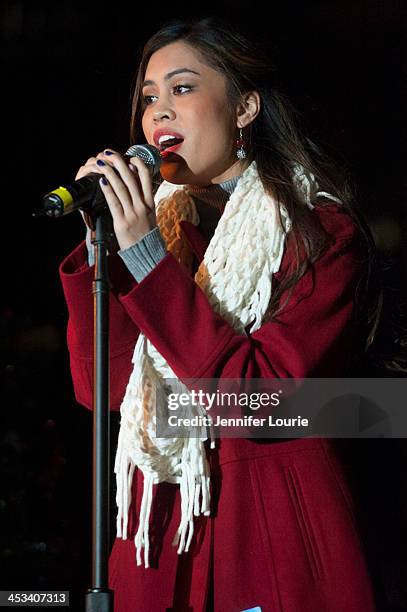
[282,464,324,581]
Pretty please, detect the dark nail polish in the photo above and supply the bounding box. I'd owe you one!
[104,150,114,155]
[97,159,105,166]
[100,177,108,185]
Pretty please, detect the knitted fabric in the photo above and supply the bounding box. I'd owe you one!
[114,160,324,568]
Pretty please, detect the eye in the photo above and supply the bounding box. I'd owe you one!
[141,84,194,107]
[173,84,193,95]
[142,94,158,106]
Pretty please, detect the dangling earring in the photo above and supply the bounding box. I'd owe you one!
[236,128,247,160]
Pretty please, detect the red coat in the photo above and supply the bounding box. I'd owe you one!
[60,203,376,611]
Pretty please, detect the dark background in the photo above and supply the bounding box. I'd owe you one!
[1,1,406,610]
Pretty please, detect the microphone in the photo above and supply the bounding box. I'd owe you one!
[39,144,161,218]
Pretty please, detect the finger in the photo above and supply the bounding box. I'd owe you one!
[75,157,97,180]
[77,156,133,216]
[128,156,155,211]
[99,177,150,251]
[96,150,124,179]
[101,150,153,214]
[98,176,126,220]
[95,159,138,214]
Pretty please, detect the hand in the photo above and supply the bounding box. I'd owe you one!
[75,148,157,250]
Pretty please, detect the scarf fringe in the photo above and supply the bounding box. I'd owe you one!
[129,437,212,568]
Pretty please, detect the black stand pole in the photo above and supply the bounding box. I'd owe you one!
[85,212,114,612]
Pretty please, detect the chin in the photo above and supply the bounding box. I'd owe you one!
[159,157,195,185]
[159,168,185,184]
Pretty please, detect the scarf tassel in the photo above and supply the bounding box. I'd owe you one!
[132,439,212,568]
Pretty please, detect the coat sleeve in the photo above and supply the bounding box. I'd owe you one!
[117,205,368,381]
[59,241,140,410]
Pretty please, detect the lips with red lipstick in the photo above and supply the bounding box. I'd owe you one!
[153,129,184,157]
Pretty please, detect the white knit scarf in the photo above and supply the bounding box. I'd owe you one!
[114,160,333,568]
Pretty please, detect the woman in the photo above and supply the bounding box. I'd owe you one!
[59,17,379,612]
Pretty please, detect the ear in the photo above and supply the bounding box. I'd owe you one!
[236,91,261,128]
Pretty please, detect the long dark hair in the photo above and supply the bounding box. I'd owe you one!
[130,17,405,375]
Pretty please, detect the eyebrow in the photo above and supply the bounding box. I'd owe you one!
[142,68,201,88]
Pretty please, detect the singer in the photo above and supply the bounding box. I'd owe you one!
[59,17,383,611]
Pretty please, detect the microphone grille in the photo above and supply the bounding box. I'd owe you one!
[125,144,161,175]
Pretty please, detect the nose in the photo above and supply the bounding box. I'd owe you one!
[153,102,176,122]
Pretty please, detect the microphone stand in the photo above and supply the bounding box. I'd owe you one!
[85,209,114,612]
[36,148,160,610]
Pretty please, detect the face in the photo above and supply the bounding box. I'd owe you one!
[141,41,245,185]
